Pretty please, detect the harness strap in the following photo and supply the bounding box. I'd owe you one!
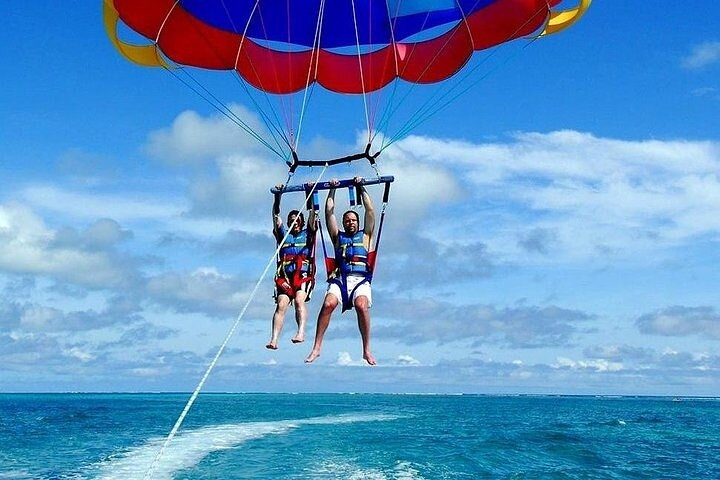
[329,275,370,312]
[369,182,391,271]
[275,225,318,301]
[275,253,316,301]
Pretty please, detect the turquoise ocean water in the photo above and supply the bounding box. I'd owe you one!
[1,394,718,479]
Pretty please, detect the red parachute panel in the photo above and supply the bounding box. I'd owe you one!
[112,0,557,94]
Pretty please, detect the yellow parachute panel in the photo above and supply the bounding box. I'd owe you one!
[542,0,592,36]
[103,0,169,68]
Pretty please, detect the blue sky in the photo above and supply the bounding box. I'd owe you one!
[1,2,719,395]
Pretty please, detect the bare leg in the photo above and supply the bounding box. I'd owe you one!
[267,295,291,349]
[305,294,338,363]
[291,290,307,343]
[354,296,376,365]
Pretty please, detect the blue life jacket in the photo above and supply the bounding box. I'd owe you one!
[332,231,369,277]
[278,227,311,275]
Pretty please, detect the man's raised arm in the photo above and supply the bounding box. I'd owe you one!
[358,181,375,238]
[325,184,339,242]
[272,189,282,235]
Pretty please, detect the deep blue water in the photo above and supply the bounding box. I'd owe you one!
[1,394,719,479]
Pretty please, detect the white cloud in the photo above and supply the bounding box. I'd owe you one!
[0,203,136,288]
[63,346,94,362]
[145,105,269,165]
[553,357,624,372]
[335,351,367,366]
[376,299,591,348]
[583,344,654,362]
[146,267,248,317]
[187,154,282,218]
[386,131,720,262]
[682,41,720,69]
[20,185,182,222]
[636,306,720,339]
[19,305,58,330]
[53,219,132,250]
[379,143,461,225]
[18,183,250,242]
[395,354,421,366]
[691,87,718,98]
[131,367,170,377]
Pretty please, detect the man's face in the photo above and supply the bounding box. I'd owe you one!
[288,213,304,233]
[342,212,359,234]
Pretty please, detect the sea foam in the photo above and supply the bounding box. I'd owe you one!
[93,413,398,480]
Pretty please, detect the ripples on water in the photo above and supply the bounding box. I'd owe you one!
[0,394,718,479]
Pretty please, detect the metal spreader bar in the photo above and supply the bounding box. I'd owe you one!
[270,176,394,195]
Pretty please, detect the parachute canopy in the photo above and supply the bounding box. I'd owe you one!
[106,0,591,94]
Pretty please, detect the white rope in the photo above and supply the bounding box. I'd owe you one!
[350,0,372,141]
[454,0,476,50]
[226,0,293,151]
[155,0,180,44]
[143,165,329,480]
[295,0,327,151]
[232,0,260,70]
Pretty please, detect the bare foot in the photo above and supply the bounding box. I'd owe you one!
[291,334,305,344]
[363,351,377,365]
[265,342,278,350]
[305,350,320,363]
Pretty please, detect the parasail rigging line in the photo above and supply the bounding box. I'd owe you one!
[363,0,401,149]
[219,0,296,153]
[385,37,541,151]
[145,0,290,159]
[384,33,542,151]
[350,0,372,144]
[294,0,328,154]
[371,2,447,147]
[154,0,290,155]
[379,1,551,152]
[165,66,287,159]
[222,0,297,152]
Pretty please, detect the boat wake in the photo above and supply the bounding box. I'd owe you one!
[92,413,399,480]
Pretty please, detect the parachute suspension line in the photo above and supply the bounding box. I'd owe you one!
[386,35,544,149]
[285,0,296,149]
[143,164,329,480]
[387,36,541,149]
[380,3,550,151]
[165,67,285,159]
[368,0,402,148]
[152,0,288,158]
[222,0,296,153]
[374,8,441,152]
[378,11,474,149]
[250,6,294,143]
[350,0,372,144]
[226,71,294,154]
[371,159,382,180]
[370,79,399,148]
[364,1,389,141]
[295,0,328,153]
[177,67,287,155]
[455,0,476,49]
[378,0,545,152]
[223,0,295,153]
[154,0,180,44]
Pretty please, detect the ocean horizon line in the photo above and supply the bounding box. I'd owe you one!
[1,391,718,400]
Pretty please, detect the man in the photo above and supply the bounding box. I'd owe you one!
[305,177,377,365]
[266,189,317,350]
